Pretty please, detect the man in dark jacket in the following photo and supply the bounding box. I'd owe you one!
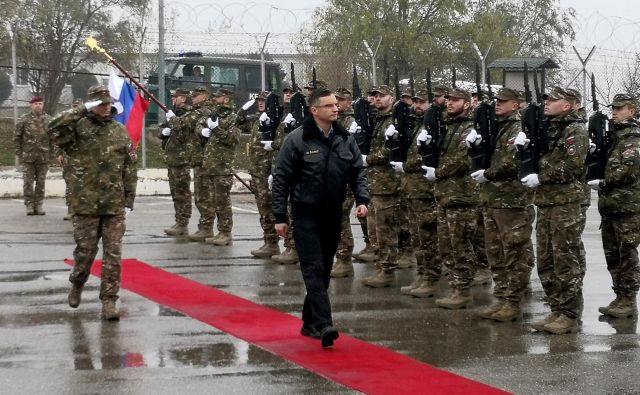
[272,88,369,348]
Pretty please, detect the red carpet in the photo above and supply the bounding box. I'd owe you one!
[65,258,510,395]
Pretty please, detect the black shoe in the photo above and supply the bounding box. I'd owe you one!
[300,324,321,339]
[320,325,339,348]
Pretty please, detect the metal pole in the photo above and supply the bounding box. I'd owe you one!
[139,27,147,169]
[363,37,382,86]
[158,0,166,122]
[572,46,596,108]
[472,42,492,86]
[260,33,270,91]
[10,20,18,168]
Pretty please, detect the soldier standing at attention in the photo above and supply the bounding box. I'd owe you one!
[201,88,240,246]
[361,85,402,288]
[48,85,137,320]
[14,96,53,215]
[237,91,281,258]
[161,88,193,236]
[184,87,217,242]
[520,87,588,334]
[588,94,640,319]
[423,88,481,309]
[470,88,535,321]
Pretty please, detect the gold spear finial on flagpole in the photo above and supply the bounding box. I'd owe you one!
[85,36,114,63]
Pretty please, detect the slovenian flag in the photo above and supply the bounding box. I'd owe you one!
[108,69,150,147]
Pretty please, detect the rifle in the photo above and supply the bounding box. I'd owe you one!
[452,67,457,89]
[518,63,546,177]
[261,92,281,141]
[312,67,317,90]
[352,66,373,154]
[420,68,445,168]
[586,73,610,181]
[389,70,412,162]
[470,63,497,171]
[287,63,306,134]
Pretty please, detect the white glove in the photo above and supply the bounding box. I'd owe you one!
[207,117,219,129]
[471,169,488,184]
[84,100,103,111]
[514,131,530,147]
[465,129,482,148]
[589,139,596,154]
[259,112,270,125]
[521,173,540,188]
[421,165,436,181]
[384,124,398,139]
[588,179,602,191]
[242,99,256,111]
[165,110,176,120]
[201,128,212,138]
[361,154,368,167]
[261,141,273,151]
[124,207,132,217]
[390,161,404,173]
[283,113,295,126]
[348,121,360,134]
[416,129,432,146]
[161,127,172,137]
[268,174,273,191]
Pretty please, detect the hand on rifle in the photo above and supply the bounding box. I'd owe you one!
[259,112,271,126]
[514,132,530,148]
[261,141,273,151]
[421,166,436,181]
[361,154,368,167]
[471,169,488,184]
[416,129,432,146]
[283,113,296,126]
[465,129,482,148]
[588,179,603,191]
[589,139,596,154]
[389,161,404,173]
[201,128,212,138]
[161,127,172,137]
[207,116,219,129]
[348,121,361,134]
[165,110,176,120]
[521,173,540,188]
[384,124,398,140]
[242,99,256,111]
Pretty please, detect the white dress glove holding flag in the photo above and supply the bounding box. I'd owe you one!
[165,110,176,120]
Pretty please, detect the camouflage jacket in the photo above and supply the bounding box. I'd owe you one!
[403,114,436,201]
[598,119,640,214]
[366,108,400,195]
[48,107,137,215]
[202,103,240,176]
[162,105,192,167]
[534,110,588,207]
[237,108,273,177]
[481,111,533,208]
[14,111,53,163]
[338,108,356,130]
[180,101,216,167]
[434,114,479,207]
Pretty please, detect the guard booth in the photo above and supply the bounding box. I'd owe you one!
[487,57,559,97]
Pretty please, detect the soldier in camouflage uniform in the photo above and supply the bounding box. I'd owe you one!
[14,96,53,215]
[200,88,240,246]
[185,87,218,242]
[161,88,193,236]
[390,89,441,297]
[361,85,402,288]
[470,88,535,321]
[589,93,640,318]
[48,85,138,320]
[331,87,359,277]
[520,87,589,334]
[237,91,280,258]
[423,88,482,309]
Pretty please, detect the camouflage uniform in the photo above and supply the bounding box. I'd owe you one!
[163,102,193,229]
[201,99,240,242]
[479,105,535,308]
[48,86,137,312]
[14,107,53,214]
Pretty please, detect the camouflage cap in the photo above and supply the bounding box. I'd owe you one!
[564,88,582,104]
[371,85,394,96]
[432,85,450,97]
[255,91,269,100]
[401,86,413,98]
[303,80,328,90]
[542,86,579,102]
[192,86,211,96]
[171,88,190,97]
[212,88,234,97]
[87,85,113,103]
[610,93,639,108]
[281,82,293,92]
[445,87,472,102]
[412,89,429,101]
[494,87,522,102]
[335,87,352,99]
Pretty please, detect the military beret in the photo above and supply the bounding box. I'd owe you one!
[212,88,234,97]
[192,86,211,96]
[412,89,429,101]
[87,85,113,103]
[303,80,328,90]
[335,87,352,99]
[172,88,190,97]
[494,88,522,102]
[29,96,44,104]
[542,86,579,102]
[445,87,472,102]
[371,85,394,96]
[610,93,639,109]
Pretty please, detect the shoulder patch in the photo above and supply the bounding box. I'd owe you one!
[567,145,577,156]
[565,136,576,145]
[508,137,515,145]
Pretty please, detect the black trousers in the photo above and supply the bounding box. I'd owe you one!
[292,203,343,331]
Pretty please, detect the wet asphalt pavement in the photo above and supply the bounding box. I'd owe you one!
[1,195,639,394]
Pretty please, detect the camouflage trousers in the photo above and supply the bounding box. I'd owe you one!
[366,199,378,250]
[536,203,585,319]
[70,214,125,301]
[22,161,48,207]
[438,206,482,289]
[250,174,278,244]
[601,213,640,296]
[483,206,535,303]
[407,199,440,282]
[371,194,400,272]
[168,165,192,226]
[205,175,234,233]
[62,162,74,208]
[398,195,412,252]
[193,166,212,229]
[474,210,488,269]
